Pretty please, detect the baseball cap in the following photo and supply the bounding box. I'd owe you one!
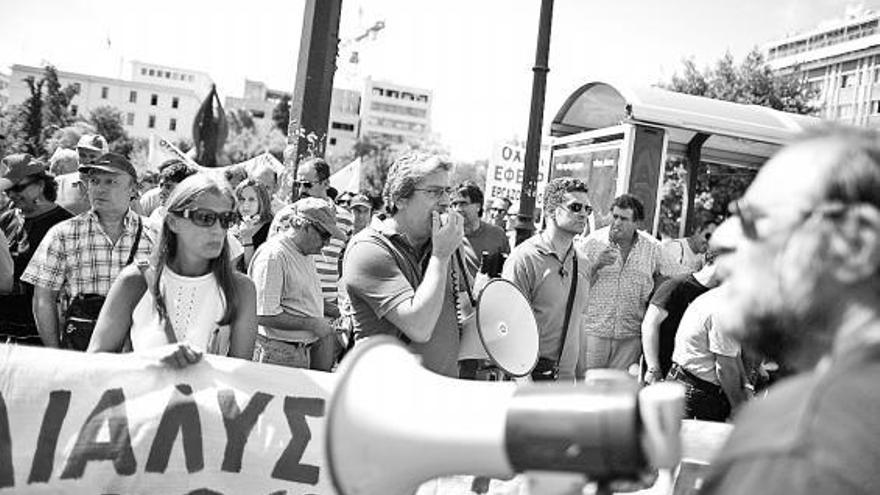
[285,198,346,240]
[349,193,371,210]
[78,152,137,180]
[76,134,109,153]
[0,154,47,191]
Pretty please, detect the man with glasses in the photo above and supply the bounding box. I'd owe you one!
[700,128,880,494]
[341,152,465,377]
[579,194,685,372]
[249,198,345,368]
[0,154,72,345]
[486,196,513,230]
[55,134,109,215]
[293,157,354,371]
[22,153,154,348]
[504,178,613,381]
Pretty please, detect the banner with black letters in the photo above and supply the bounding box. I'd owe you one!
[0,344,337,494]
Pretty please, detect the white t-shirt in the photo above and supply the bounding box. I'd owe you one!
[130,265,229,354]
[671,289,740,385]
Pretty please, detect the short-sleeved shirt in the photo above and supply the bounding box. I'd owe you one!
[671,289,740,385]
[313,204,353,308]
[466,220,510,261]
[502,233,588,380]
[249,234,323,344]
[649,274,710,375]
[661,238,703,273]
[21,209,154,297]
[703,345,880,495]
[341,220,460,377]
[578,227,686,339]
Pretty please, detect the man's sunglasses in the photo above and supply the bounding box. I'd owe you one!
[309,221,332,241]
[7,179,38,193]
[563,202,593,214]
[294,180,313,189]
[172,208,238,229]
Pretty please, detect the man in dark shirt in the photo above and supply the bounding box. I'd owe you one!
[0,154,72,344]
[640,249,720,382]
[702,127,880,494]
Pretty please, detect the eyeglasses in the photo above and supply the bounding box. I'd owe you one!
[309,221,332,241]
[414,186,453,198]
[451,200,476,208]
[562,202,593,214]
[173,208,238,229]
[294,180,313,189]
[7,179,38,193]
[489,207,509,214]
[729,198,858,241]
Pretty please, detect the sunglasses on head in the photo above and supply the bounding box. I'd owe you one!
[173,208,238,229]
[563,202,593,214]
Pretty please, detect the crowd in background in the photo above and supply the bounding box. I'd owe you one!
[0,130,757,425]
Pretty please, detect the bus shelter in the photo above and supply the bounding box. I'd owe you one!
[548,81,820,236]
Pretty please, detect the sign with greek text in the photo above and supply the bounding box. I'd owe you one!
[0,344,336,494]
[484,143,550,214]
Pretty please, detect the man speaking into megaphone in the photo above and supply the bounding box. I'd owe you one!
[340,152,470,377]
[503,177,616,381]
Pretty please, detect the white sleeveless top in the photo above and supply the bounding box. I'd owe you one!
[130,266,230,354]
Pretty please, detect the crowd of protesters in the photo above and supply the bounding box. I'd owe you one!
[1,131,761,425]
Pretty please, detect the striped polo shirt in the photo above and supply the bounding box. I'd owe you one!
[313,205,354,308]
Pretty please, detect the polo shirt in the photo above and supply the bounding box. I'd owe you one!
[249,234,323,344]
[313,205,353,308]
[466,220,510,261]
[502,232,588,380]
[341,219,460,377]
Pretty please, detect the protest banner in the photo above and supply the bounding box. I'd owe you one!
[483,142,550,215]
[0,344,336,494]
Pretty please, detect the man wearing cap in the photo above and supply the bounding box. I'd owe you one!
[0,154,72,345]
[22,152,154,349]
[348,192,373,235]
[293,157,354,371]
[249,197,345,368]
[55,134,110,215]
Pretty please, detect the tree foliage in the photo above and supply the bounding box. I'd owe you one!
[658,48,817,237]
[271,95,291,134]
[5,65,80,157]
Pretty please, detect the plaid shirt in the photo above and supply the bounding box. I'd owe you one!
[22,209,154,297]
[577,226,687,339]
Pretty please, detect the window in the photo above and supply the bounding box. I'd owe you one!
[172,97,179,109]
[72,82,82,93]
[149,69,155,76]
[101,86,109,99]
[141,68,147,75]
[188,75,194,82]
[70,105,78,117]
[148,115,156,128]
[386,90,400,98]
[169,118,177,131]
[151,94,158,106]
[126,112,135,125]
[372,87,384,96]
[331,122,355,131]
[129,90,137,103]
[165,71,171,78]
[841,74,852,88]
[329,137,337,145]
[872,101,880,114]
[252,110,265,118]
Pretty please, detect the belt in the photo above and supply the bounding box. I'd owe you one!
[668,363,723,396]
[257,334,313,348]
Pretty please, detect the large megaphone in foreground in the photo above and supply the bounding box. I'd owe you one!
[326,337,685,495]
[458,278,539,377]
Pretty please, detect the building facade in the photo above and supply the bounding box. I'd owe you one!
[7,63,205,141]
[327,87,361,160]
[765,7,880,127]
[359,78,432,143]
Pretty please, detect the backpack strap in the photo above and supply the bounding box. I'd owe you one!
[135,260,177,344]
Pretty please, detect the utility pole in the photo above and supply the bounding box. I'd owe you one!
[515,0,555,246]
[285,0,344,182]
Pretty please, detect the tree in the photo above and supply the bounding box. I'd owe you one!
[271,95,291,133]
[659,48,817,236]
[41,66,79,131]
[6,65,80,156]
[16,76,45,155]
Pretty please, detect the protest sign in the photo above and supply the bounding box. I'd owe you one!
[0,345,336,494]
[484,142,550,214]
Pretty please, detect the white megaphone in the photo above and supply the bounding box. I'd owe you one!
[457,277,539,377]
[326,337,685,495]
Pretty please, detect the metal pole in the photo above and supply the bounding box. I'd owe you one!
[515,0,555,246]
[285,0,343,193]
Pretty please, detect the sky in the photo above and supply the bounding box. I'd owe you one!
[0,0,872,160]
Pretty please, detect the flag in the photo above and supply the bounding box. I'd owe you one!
[329,157,362,193]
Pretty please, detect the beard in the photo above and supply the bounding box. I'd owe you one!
[718,232,839,374]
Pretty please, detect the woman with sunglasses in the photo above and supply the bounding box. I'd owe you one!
[231,179,274,271]
[88,174,257,366]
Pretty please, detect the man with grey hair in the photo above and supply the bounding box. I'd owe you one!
[341,152,465,377]
[702,126,880,493]
[249,198,345,368]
